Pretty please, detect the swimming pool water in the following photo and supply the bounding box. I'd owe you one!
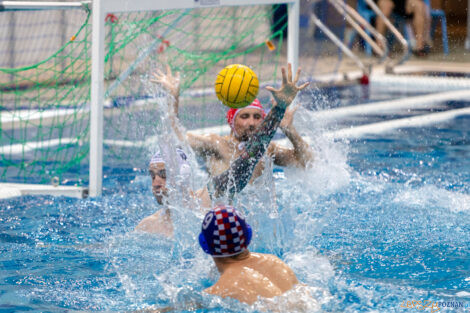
[1,91,469,312]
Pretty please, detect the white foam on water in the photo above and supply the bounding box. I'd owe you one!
[456,291,470,297]
[251,284,329,313]
[282,105,352,197]
[284,248,335,284]
[393,185,470,213]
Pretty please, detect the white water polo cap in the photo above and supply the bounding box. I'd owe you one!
[149,147,191,179]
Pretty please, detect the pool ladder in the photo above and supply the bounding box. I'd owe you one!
[309,0,410,76]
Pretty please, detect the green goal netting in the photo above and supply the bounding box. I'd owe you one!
[0,4,287,187]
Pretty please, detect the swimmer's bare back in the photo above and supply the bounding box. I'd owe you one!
[204,252,299,305]
[130,253,298,312]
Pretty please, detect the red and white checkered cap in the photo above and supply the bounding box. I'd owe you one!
[200,205,251,257]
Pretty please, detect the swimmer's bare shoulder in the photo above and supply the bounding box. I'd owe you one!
[251,253,299,291]
[134,210,173,237]
[204,266,281,305]
[204,253,299,305]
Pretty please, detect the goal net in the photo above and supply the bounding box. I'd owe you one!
[0,1,291,195]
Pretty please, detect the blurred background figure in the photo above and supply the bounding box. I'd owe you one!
[375,0,432,56]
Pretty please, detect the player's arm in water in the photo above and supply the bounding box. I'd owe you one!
[151,66,222,158]
[208,64,309,198]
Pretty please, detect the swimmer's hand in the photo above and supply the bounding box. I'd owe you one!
[266,63,309,109]
[151,64,180,114]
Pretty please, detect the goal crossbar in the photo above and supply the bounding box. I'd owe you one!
[89,0,300,197]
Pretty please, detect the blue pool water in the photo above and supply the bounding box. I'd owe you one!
[1,87,470,312]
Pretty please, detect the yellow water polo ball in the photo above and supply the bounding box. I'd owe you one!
[215,64,259,109]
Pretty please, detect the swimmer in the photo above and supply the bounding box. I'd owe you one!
[136,77,298,236]
[151,63,312,181]
[199,205,299,304]
[134,207,305,312]
[135,148,208,236]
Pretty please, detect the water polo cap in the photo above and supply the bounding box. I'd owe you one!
[198,205,252,257]
[149,147,191,178]
[226,99,266,132]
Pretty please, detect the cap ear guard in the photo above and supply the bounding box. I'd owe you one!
[234,209,252,246]
[245,223,252,247]
[198,232,211,254]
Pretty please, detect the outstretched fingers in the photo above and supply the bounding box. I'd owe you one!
[265,85,279,93]
[150,77,161,84]
[287,63,293,83]
[165,64,172,76]
[266,63,309,100]
[297,82,310,91]
[293,67,301,84]
[281,67,288,85]
[151,69,164,82]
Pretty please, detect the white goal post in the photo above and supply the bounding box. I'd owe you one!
[89,0,300,197]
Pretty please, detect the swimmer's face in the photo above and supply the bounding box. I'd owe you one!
[233,108,264,141]
[149,163,168,205]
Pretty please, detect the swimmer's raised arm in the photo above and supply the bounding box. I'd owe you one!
[186,132,223,158]
[271,103,314,168]
[152,66,222,156]
[209,63,309,198]
[151,65,187,142]
[267,65,313,168]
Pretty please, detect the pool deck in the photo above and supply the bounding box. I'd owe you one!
[296,23,470,77]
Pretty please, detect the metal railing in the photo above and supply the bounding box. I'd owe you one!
[310,12,370,75]
[363,0,410,70]
[310,0,410,75]
[329,0,388,61]
[310,0,389,77]
[466,0,470,50]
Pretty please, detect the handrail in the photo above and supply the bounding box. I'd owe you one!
[328,0,388,63]
[310,12,369,75]
[0,1,91,11]
[466,0,470,50]
[363,0,410,70]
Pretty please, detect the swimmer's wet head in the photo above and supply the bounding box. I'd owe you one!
[226,99,266,142]
[149,161,168,205]
[198,205,252,257]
